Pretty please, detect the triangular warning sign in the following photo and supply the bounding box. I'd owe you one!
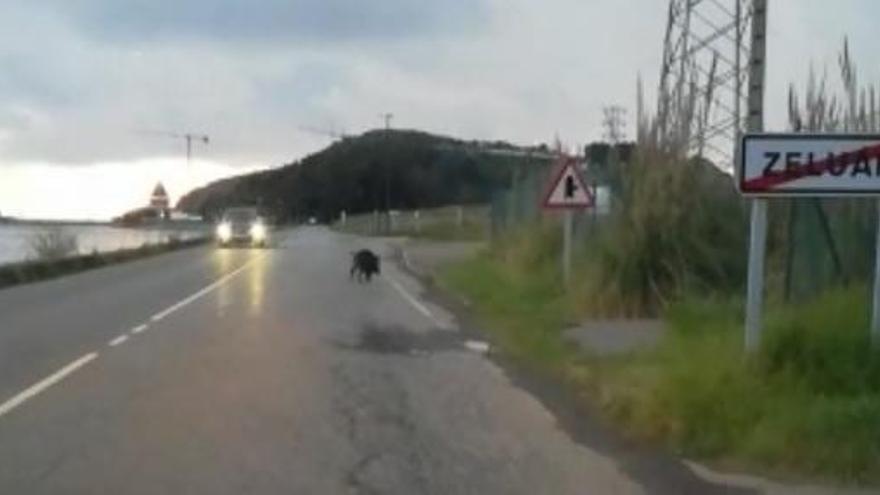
[542,159,594,209]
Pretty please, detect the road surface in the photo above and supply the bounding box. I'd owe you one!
[0,227,744,494]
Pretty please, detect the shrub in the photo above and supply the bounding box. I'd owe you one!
[28,227,79,261]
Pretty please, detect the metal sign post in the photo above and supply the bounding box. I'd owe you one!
[542,157,594,287]
[562,210,574,286]
[742,0,768,353]
[745,199,768,352]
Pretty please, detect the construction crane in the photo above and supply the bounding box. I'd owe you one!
[139,129,210,165]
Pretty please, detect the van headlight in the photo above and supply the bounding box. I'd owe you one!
[250,222,267,241]
[216,223,232,242]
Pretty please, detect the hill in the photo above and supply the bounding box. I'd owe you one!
[177,129,546,223]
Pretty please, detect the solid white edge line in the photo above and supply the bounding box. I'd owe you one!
[108,335,128,347]
[149,257,261,323]
[131,324,148,335]
[0,352,99,418]
[386,277,441,325]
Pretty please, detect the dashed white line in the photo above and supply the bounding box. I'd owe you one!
[0,352,99,418]
[0,257,262,422]
[150,257,261,323]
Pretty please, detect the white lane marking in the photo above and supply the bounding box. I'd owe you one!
[149,257,261,323]
[464,340,491,354]
[0,352,99,418]
[108,335,128,347]
[386,277,443,326]
[130,324,148,335]
[401,248,415,272]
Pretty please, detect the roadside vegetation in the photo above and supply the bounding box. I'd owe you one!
[442,239,880,482]
[441,41,880,483]
[0,235,208,290]
[28,227,79,261]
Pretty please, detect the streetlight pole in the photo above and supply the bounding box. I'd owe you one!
[380,113,394,233]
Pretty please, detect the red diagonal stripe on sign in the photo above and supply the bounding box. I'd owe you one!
[742,143,880,192]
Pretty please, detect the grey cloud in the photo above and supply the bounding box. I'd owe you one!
[36,0,490,43]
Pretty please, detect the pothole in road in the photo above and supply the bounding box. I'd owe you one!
[339,324,489,356]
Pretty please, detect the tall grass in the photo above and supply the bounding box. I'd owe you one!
[569,145,746,317]
[782,39,880,299]
[596,287,880,482]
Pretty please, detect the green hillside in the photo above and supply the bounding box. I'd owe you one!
[178,129,546,223]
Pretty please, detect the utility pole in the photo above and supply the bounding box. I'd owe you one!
[380,113,394,233]
[744,0,768,353]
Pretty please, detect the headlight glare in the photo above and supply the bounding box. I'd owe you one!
[250,222,267,241]
[217,223,232,241]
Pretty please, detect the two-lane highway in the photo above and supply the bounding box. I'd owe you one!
[0,227,736,494]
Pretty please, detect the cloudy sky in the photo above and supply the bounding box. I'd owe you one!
[0,0,877,219]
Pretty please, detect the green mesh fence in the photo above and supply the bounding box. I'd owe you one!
[784,198,875,301]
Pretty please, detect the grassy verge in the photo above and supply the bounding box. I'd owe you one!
[440,250,880,484]
[0,237,209,290]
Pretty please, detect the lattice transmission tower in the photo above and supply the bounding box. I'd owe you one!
[657,0,754,168]
[603,106,628,144]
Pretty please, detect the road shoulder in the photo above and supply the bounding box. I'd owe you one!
[396,238,757,495]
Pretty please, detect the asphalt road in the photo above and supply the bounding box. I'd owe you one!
[0,227,744,494]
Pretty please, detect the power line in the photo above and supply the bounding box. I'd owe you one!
[379,113,394,233]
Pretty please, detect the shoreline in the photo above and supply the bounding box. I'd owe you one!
[0,237,210,290]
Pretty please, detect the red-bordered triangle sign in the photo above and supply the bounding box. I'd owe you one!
[542,158,594,209]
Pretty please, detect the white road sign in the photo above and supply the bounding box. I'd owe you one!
[739,133,880,196]
[543,159,594,209]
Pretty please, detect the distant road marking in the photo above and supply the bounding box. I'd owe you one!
[150,257,261,323]
[386,277,442,326]
[464,340,491,354]
[0,352,98,418]
[131,324,148,335]
[108,335,128,347]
